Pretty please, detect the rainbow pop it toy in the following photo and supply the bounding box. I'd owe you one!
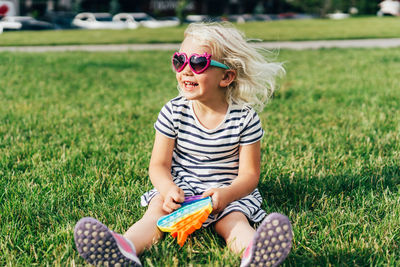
[157,195,213,247]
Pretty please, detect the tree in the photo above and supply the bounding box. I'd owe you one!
[285,0,380,16]
[109,0,120,14]
[176,0,189,25]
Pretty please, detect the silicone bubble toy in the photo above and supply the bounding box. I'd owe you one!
[157,195,213,247]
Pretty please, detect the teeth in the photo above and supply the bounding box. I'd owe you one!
[184,81,197,86]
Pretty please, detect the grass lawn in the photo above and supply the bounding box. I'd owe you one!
[0,17,400,46]
[0,47,399,266]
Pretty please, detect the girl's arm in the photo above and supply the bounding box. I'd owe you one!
[149,131,184,213]
[202,140,261,213]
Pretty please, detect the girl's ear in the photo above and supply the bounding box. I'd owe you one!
[219,70,236,88]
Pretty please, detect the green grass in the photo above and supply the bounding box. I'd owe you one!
[1,17,400,46]
[0,47,399,266]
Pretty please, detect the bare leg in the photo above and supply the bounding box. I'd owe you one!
[124,194,168,255]
[214,211,255,255]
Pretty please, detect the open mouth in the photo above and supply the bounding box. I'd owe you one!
[183,81,199,88]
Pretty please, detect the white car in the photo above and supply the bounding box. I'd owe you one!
[185,15,210,23]
[0,24,3,34]
[113,13,179,28]
[72,12,139,30]
[0,16,54,30]
[377,0,400,16]
[0,16,23,30]
[327,12,350,19]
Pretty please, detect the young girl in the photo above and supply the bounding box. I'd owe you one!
[74,22,293,267]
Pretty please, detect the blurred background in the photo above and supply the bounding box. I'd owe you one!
[0,0,392,31]
[1,0,383,16]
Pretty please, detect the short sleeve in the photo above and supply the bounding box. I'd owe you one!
[239,108,264,145]
[154,102,176,139]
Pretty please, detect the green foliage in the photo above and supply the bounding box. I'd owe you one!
[109,0,121,15]
[176,0,189,25]
[288,0,380,15]
[0,48,399,266]
[288,0,327,16]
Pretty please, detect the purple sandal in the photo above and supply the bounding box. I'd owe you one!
[240,213,293,267]
[74,217,142,266]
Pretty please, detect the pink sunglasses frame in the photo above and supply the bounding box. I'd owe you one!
[172,52,229,74]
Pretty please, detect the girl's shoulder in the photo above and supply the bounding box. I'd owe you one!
[230,103,257,118]
[229,103,262,129]
[169,95,188,106]
[163,96,191,114]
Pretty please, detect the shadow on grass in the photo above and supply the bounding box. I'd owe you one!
[258,165,399,266]
[259,165,400,212]
[286,248,385,266]
[141,227,240,266]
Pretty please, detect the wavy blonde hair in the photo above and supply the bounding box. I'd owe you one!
[182,22,285,112]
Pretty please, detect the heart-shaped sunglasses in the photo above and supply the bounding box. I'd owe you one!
[172,52,229,74]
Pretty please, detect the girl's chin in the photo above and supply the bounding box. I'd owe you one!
[182,89,200,100]
[182,86,197,95]
[182,85,198,92]
[182,92,196,99]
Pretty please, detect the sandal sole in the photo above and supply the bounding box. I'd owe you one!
[74,217,140,267]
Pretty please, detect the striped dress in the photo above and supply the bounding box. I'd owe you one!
[141,96,266,226]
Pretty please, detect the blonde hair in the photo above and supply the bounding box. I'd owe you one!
[182,22,285,112]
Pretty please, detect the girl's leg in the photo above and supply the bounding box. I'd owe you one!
[124,194,168,254]
[214,211,255,254]
[215,212,293,267]
[74,194,167,266]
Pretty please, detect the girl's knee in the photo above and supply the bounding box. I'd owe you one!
[145,194,168,218]
[215,212,251,239]
[216,212,250,227]
[215,212,255,254]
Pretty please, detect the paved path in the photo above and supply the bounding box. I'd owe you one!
[1,38,400,52]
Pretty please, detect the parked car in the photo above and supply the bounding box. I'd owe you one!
[0,16,22,30]
[227,14,253,23]
[1,16,55,30]
[72,12,139,30]
[276,12,315,20]
[185,14,210,23]
[113,13,179,28]
[326,12,350,19]
[253,14,275,21]
[377,0,400,16]
[43,11,76,29]
[0,24,3,34]
[227,14,273,23]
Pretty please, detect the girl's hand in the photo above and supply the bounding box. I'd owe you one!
[162,186,185,213]
[202,188,232,214]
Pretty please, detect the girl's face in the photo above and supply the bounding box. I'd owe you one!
[176,37,228,104]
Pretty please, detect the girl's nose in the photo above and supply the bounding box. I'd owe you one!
[181,62,194,75]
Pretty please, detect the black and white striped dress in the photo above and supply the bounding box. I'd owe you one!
[141,96,266,226]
